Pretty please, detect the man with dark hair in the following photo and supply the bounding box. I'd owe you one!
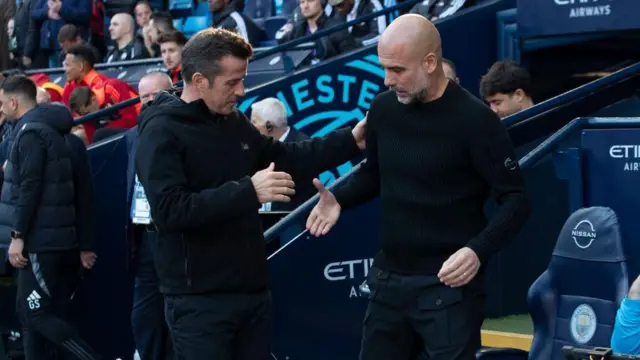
[62,45,141,143]
[135,28,366,360]
[0,75,101,360]
[143,11,175,57]
[479,61,534,119]
[57,24,85,61]
[157,31,187,83]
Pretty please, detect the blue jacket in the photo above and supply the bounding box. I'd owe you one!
[31,0,91,51]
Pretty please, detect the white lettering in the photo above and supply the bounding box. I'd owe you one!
[569,5,611,17]
[323,258,374,281]
[349,286,358,298]
[609,145,640,159]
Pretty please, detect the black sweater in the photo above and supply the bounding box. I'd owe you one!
[334,82,532,275]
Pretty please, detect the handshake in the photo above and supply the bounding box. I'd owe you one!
[250,162,296,204]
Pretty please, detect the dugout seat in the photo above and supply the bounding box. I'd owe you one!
[478,206,630,360]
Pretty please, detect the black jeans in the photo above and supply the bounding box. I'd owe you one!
[131,229,174,360]
[360,266,485,360]
[164,290,272,360]
[16,251,102,360]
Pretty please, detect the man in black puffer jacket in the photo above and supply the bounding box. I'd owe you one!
[0,75,102,360]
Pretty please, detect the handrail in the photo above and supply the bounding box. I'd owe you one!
[263,116,640,242]
[263,160,364,241]
[252,0,425,61]
[4,43,321,77]
[503,61,640,128]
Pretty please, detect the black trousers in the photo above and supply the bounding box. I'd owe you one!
[360,266,485,360]
[131,229,174,360]
[16,251,102,360]
[164,291,272,360]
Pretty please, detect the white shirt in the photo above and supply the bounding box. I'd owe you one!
[260,127,291,212]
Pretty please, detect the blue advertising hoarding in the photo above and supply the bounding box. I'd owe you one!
[517,0,640,37]
[582,128,640,277]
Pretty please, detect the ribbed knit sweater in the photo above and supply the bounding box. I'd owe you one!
[334,82,532,275]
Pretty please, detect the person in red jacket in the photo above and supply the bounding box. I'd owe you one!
[62,44,140,143]
[30,73,64,103]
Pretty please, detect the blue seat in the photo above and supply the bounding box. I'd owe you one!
[182,16,210,37]
[478,206,629,360]
[194,1,209,16]
[173,18,184,31]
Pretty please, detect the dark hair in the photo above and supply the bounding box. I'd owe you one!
[135,0,152,10]
[151,11,174,31]
[479,61,532,99]
[68,87,94,113]
[181,28,253,84]
[157,31,188,47]
[66,45,98,69]
[0,75,37,103]
[57,24,81,43]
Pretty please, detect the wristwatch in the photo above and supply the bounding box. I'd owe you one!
[11,230,22,239]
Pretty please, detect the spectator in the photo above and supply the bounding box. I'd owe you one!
[126,70,175,360]
[612,275,640,355]
[105,13,150,63]
[68,84,138,143]
[278,0,357,63]
[251,97,317,212]
[409,0,468,21]
[207,0,265,47]
[7,18,18,66]
[0,0,16,71]
[134,1,152,38]
[479,61,535,119]
[442,57,459,83]
[143,11,174,57]
[157,31,186,83]
[138,71,172,104]
[31,0,92,68]
[62,45,141,143]
[329,0,386,47]
[57,24,85,61]
[0,75,101,360]
[13,0,41,69]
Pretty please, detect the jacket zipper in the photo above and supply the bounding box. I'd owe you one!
[181,234,192,289]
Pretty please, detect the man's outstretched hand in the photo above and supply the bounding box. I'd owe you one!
[306,179,341,236]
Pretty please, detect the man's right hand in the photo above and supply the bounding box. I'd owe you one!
[251,162,295,204]
[306,179,341,236]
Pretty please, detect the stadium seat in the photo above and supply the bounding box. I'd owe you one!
[173,18,184,31]
[183,16,210,37]
[478,206,629,360]
[194,1,209,16]
[169,0,195,18]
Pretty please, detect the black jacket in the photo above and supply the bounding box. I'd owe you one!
[104,37,150,63]
[0,104,89,253]
[211,5,265,47]
[14,0,39,61]
[330,0,386,46]
[134,91,361,295]
[278,14,358,62]
[409,0,468,20]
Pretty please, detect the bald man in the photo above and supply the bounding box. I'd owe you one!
[105,12,150,63]
[138,71,173,104]
[306,15,531,360]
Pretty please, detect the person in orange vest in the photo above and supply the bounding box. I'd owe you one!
[68,85,140,144]
[62,44,141,143]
